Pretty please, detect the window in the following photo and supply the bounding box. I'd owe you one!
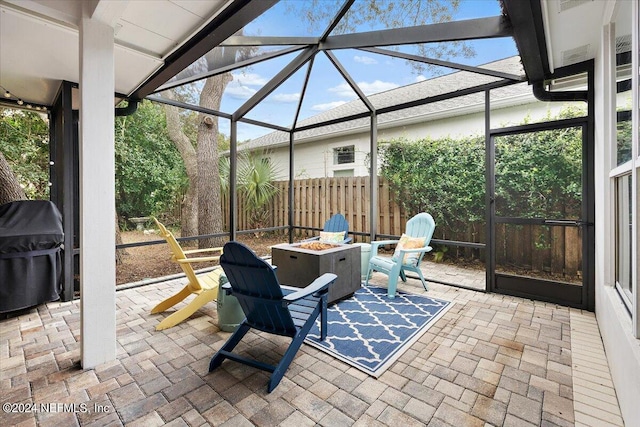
[610,0,636,320]
[616,52,632,166]
[333,169,354,178]
[615,173,633,305]
[333,146,355,164]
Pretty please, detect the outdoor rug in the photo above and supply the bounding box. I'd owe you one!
[304,285,452,377]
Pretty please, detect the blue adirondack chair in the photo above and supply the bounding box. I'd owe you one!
[365,213,436,298]
[209,241,337,392]
[303,213,352,244]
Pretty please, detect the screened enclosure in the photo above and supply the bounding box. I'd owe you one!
[130,0,595,307]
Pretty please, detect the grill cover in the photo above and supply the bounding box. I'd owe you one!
[0,200,64,312]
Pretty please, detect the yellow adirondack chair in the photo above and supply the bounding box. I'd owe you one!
[151,218,223,330]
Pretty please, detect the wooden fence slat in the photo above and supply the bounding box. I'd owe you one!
[381,179,390,236]
[531,225,544,273]
[392,189,401,237]
[344,177,355,236]
[565,227,581,278]
[222,177,581,274]
[339,177,343,215]
[551,226,565,275]
[331,177,338,220]
[355,176,363,242]
[496,223,505,267]
[295,180,301,238]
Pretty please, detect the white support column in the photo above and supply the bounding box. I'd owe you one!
[79,11,116,368]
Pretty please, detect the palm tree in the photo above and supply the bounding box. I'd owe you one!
[220,152,279,234]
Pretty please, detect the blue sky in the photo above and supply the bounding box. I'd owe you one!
[215,0,517,140]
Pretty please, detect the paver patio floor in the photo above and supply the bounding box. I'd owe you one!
[0,268,623,426]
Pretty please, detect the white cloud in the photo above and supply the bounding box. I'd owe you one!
[231,72,268,86]
[353,55,377,65]
[359,80,399,94]
[328,80,399,98]
[415,75,427,82]
[328,83,357,98]
[311,101,347,111]
[272,92,300,103]
[224,72,269,100]
[225,82,256,100]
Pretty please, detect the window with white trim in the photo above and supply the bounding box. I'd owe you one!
[333,145,355,165]
[615,172,633,304]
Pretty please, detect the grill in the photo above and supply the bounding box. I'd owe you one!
[0,200,64,313]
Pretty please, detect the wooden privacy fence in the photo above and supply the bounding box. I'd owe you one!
[221,176,582,280]
[223,177,410,242]
[495,223,582,281]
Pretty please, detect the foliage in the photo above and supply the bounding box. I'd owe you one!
[494,127,582,219]
[616,112,632,165]
[115,100,187,223]
[220,152,280,232]
[378,106,587,239]
[218,133,231,152]
[432,245,449,262]
[290,0,474,75]
[494,107,585,219]
[238,156,279,210]
[379,135,485,236]
[0,108,50,199]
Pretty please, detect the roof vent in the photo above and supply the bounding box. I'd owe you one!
[561,44,590,66]
[558,0,593,13]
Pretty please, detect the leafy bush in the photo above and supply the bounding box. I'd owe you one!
[220,152,280,232]
[0,108,50,199]
[495,127,582,219]
[379,135,485,237]
[115,100,187,223]
[378,107,587,241]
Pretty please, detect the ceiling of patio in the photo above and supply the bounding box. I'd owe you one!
[0,0,611,121]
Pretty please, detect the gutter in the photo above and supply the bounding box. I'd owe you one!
[532,80,588,102]
[115,99,140,117]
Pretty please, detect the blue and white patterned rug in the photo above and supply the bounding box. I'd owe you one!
[305,285,452,377]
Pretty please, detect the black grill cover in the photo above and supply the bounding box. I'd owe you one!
[0,200,64,312]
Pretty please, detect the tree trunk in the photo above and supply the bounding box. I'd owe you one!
[196,74,230,248]
[115,213,129,264]
[163,43,237,248]
[0,151,26,204]
[163,90,198,238]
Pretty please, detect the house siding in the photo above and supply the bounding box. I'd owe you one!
[261,93,578,180]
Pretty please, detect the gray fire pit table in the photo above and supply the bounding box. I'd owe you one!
[271,242,361,304]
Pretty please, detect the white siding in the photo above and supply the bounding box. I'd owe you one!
[260,94,583,179]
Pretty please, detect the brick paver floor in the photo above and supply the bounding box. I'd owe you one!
[0,268,623,426]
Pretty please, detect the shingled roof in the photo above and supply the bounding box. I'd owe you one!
[240,55,527,151]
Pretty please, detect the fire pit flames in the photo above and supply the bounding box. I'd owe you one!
[298,242,341,251]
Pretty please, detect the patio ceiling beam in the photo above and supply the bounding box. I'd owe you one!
[320,0,355,42]
[233,47,317,121]
[146,95,232,120]
[359,47,526,82]
[221,36,319,46]
[132,0,277,99]
[155,46,306,93]
[239,117,290,133]
[320,16,512,50]
[324,50,374,112]
[295,111,371,132]
[147,94,290,132]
